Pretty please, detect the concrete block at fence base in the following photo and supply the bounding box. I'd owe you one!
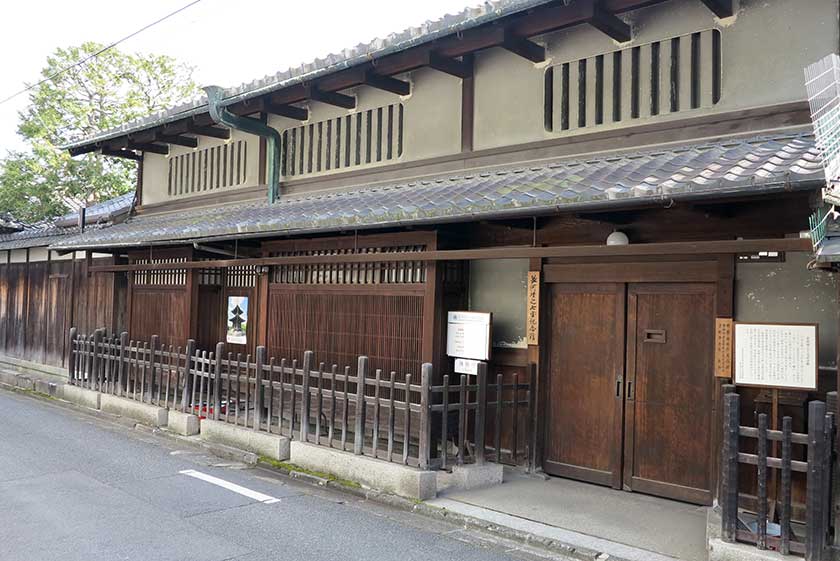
[34,380,57,397]
[436,462,504,494]
[15,375,34,391]
[100,394,168,427]
[59,384,100,410]
[289,441,437,500]
[0,370,16,387]
[167,410,200,436]
[199,419,289,461]
[708,538,789,561]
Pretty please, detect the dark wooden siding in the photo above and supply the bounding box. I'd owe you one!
[0,255,123,368]
[130,286,189,348]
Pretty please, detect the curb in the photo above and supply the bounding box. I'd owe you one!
[2,381,627,561]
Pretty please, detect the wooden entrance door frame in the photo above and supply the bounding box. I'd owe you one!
[541,256,731,503]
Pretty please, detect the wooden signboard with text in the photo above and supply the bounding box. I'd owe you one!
[733,322,819,390]
[526,271,540,346]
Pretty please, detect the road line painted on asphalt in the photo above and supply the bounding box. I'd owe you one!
[179,469,280,504]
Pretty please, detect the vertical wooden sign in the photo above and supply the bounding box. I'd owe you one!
[527,271,540,345]
[714,317,733,378]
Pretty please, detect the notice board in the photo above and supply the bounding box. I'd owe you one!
[733,322,818,390]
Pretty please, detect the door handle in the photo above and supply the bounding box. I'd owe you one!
[615,376,623,398]
[626,380,635,400]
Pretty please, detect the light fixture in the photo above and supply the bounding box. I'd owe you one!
[606,230,629,246]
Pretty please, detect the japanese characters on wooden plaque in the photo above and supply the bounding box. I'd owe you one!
[526,271,540,345]
[733,322,819,390]
[714,318,733,378]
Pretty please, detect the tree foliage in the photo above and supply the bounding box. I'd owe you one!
[0,42,200,223]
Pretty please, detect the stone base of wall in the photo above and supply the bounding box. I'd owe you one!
[289,441,437,500]
[59,385,101,410]
[708,538,789,561]
[167,410,200,436]
[199,419,290,461]
[436,463,504,494]
[100,394,168,427]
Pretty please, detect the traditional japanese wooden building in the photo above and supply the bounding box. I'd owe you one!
[3,0,839,516]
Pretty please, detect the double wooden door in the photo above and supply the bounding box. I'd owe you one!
[543,282,715,505]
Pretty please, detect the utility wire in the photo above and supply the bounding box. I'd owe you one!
[0,0,203,106]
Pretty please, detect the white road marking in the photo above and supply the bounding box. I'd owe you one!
[179,469,280,504]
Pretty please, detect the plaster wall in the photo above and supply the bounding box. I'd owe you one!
[468,259,528,349]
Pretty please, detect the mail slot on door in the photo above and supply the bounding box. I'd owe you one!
[643,329,667,344]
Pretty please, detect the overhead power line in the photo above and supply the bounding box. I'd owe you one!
[0,0,204,107]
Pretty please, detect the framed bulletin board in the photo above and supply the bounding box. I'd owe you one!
[733,322,818,390]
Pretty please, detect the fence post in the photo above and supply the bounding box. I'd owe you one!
[68,327,77,385]
[806,400,828,561]
[300,350,313,442]
[181,339,196,413]
[254,346,266,431]
[354,356,368,455]
[419,363,432,470]
[213,342,224,421]
[92,329,102,392]
[474,362,487,465]
[721,392,740,543]
[148,335,159,403]
[116,332,127,397]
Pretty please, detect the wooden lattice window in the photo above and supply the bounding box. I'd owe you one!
[133,258,187,286]
[545,29,722,132]
[281,103,404,178]
[270,244,426,285]
[168,140,248,196]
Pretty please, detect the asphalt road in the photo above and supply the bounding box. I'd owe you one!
[0,388,565,561]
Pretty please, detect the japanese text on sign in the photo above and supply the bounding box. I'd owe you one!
[733,323,818,390]
[526,271,540,345]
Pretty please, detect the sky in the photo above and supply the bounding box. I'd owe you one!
[0,0,473,154]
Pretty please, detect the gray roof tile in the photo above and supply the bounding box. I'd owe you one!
[50,132,824,251]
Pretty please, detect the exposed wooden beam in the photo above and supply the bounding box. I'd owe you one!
[364,70,411,95]
[126,142,169,155]
[263,100,309,121]
[186,123,231,140]
[426,51,473,79]
[699,0,734,18]
[589,3,632,42]
[155,133,198,148]
[101,148,143,161]
[68,144,101,157]
[89,237,812,273]
[305,85,356,109]
[501,31,545,63]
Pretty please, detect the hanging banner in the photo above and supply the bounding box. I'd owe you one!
[733,322,818,390]
[526,271,540,345]
[226,296,249,345]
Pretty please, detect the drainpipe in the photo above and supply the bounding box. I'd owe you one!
[203,86,282,203]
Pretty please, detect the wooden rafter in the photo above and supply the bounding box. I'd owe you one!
[155,133,198,148]
[263,100,309,121]
[364,70,411,95]
[305,85,356,109]
[126,142,169,155]
[426,52,473,79]
[589,2,631,42]
[699,0,734,18]
[501,31,546,63]
[101,147,142,161]
[186,123,231,140]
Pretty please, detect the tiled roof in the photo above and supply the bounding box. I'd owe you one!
[49,132,824,251]
[63,0,562,150]
[0,192,134,251]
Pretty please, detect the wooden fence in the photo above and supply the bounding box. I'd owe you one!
[721,392,835,560]
[68,328,537,471]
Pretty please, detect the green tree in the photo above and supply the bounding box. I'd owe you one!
[0,42,200,223]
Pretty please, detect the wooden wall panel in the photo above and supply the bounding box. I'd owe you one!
[25,262,48,364]
[266,287,424,377]
[129,287,189,348]
[196,285,222,351]
[5,263,26,356]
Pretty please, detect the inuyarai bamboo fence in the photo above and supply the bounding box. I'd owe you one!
[721,391,835,560]
[68,328,536,471]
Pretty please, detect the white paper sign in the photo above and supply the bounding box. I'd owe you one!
[446,311,491,361]
[733,323,818,390]
[454,358,480,375]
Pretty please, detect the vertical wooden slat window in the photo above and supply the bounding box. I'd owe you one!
[166,140,249,197]
[545,29,721,133]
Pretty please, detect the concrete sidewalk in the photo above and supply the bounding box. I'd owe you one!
[429,469,709,561]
